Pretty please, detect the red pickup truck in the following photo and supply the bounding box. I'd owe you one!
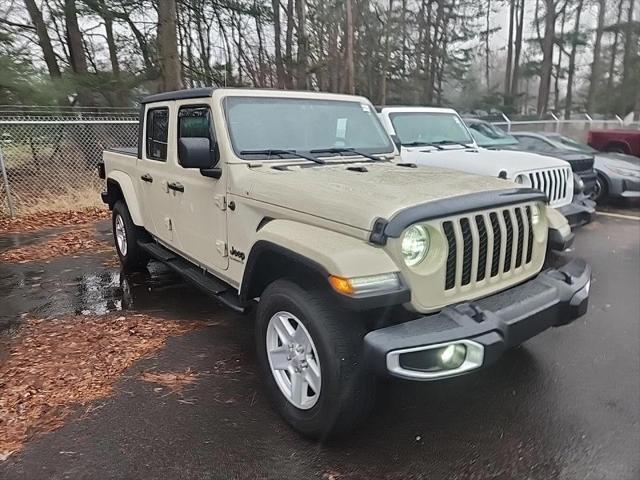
[588,129,640,158]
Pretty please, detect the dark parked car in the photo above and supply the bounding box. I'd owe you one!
[464,121,597,226]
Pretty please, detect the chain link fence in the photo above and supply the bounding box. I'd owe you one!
[1,108,637,218]
[0,113,138,217]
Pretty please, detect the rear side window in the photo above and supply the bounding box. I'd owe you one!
[178,106,216,166]
[146,107,169,161]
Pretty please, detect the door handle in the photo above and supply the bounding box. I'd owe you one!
[167,181,184,193]
[141,173,153,183]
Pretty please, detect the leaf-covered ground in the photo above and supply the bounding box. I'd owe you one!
[0,208,110,235]
[0,314,202,459]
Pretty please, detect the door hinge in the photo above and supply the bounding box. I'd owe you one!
[215,240,227,257]
[164,217,172,231]
[214,194,226,211]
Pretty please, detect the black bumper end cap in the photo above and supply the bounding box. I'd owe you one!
[549,228,575,251]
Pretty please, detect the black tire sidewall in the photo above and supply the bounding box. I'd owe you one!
[255,280,369,438]
[112,201,146,268]
[593,175,608,202]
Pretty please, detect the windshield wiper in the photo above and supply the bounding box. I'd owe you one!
[309,147,387,162]
[402,141,443,150]
[430,140,474,148]
[240,149,325,164]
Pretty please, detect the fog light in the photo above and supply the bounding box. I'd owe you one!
[439,344,467,369]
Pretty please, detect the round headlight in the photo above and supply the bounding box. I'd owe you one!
[515,174,531,187]
[531,204,541,225]
[573,174,585,193]
[402,225,430,266]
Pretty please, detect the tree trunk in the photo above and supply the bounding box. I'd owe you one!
[295,0,308,89]
[537,0,556,115]
[553,9,566,114]
[620,0,637,113]
[24,0,61,78]
[272,0,286,88]
[504,0,515,102]
[64,0,88,74]
[344,0,355,94]
[380,0,395,105]
[564,0,583,119]
[510,0,525,99]
[285,0,295,88]
[586,0,605,114]
[485,0,491,90]
[157,0,183,91]
[606,0,624,93]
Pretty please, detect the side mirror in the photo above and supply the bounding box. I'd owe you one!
[390,134,402,151]
[178,137,218,169]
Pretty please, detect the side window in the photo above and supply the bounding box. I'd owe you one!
[177,106,216,166]
[146,108,169,161]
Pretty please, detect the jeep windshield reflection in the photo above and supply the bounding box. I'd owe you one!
[224,96,394,160]
[390,111,474,148]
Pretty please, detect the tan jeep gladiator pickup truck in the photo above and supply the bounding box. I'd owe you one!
[99,88,590,438]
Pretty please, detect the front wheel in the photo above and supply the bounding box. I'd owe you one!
[112,201,149,270]
[591,175,608,203]
[255,279,375,439]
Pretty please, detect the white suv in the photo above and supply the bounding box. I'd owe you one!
[378,106,574,210]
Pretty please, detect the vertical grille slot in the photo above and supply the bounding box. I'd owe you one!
[515,208,525,268]
[502,210,514,271]
[443,221,457,290]
[525,206,534,263]
[475,215,488,282]
[489,212,501,277]
[460,218,473,286]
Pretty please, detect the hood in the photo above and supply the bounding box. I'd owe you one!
[234,160,522,232]
[594,152,640,168]
[400,146,568,177]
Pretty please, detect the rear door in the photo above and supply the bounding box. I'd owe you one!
[166,103,228,271]
[137,103,176,245]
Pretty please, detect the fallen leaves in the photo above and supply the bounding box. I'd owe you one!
[0,314,202,458]
[0,207,109,235]
[0,228,112,263]
[140,369,199,396]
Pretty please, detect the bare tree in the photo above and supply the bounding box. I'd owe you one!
[344,0,355,94]
[24,0,61,78]
[586,0,606,114]
[564,0,584,119]
[157,0,183,91]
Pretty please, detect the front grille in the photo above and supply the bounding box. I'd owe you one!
[526,167,572,206]
[568,156,594,172]
[442,204,535,290]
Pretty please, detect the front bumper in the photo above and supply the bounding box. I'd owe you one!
[558,196,596,227]
[607,173,640,198]
[363,259,590,380]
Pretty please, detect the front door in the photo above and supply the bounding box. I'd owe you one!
[166,103,228,271]
[137,104,176,245]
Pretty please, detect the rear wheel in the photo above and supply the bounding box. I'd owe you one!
[112,201,149,270]
[255,279,375,439]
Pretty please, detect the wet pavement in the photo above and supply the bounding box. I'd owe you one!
[0,209,639,479]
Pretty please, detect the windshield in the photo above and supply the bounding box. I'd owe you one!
[466,121,518,143]
[389,112,474,146]
[467,125,519,147]
[556,135,597,153]
[224,97,394,159]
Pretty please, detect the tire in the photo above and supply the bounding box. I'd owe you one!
[605,144,627,154]
[592,174,608,203]
[112,200,149,270]
[255,279,375,439]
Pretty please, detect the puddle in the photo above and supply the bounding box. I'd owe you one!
[1,252,219,330]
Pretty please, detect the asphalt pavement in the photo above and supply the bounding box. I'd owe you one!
[0,207,638,480]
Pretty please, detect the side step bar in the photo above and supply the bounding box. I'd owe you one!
[138,241,248,314]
